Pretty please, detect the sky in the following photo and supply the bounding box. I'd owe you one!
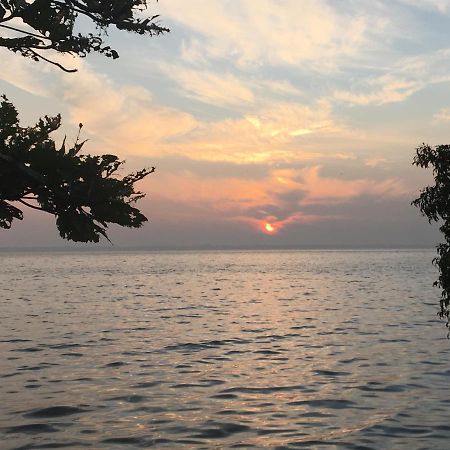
[0,0,449,248]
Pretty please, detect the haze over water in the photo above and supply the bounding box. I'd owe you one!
[1,249,450,449]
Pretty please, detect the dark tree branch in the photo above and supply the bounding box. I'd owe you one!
[18,198,51,213]
[0,23,51,41]
[29,49,78,72]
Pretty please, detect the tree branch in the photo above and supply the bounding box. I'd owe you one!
[0,24,51,41]
[29,49,78,73]
[18,199,51,214]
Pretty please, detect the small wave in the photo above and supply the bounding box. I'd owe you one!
[5,423,59,434]
[101,437,145,445]
[288,399,357,409]
[106,395,148,403]
[12,347,43,353]
[191,421,250,439]
[131,381,163,389]
[24,406,89,418]
[222,385,304,394]
[104,361,128,367]
[314,370,351,376]
[164,338,250,352]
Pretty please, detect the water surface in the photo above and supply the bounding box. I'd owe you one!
[1,250,449,449]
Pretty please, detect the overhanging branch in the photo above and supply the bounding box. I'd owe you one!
[18,198,51,214]
[29,49,77,72]
[0,23,51,41]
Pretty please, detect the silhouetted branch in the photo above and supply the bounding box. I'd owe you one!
[17,199,51,213]
[28,49,78,72]
[0,24,51,41]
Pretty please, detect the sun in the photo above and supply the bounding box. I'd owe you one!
[264,223,276,233]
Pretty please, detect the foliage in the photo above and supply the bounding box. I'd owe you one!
[0,1,164,241]
[0,0,169,71]
[412,143,450,323]
[0,95,154,242]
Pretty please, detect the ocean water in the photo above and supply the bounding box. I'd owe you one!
[1,249,449,449]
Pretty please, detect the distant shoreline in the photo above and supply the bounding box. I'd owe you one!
[0,245,436,253]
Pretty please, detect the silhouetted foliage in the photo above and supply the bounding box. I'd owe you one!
[0,1,165,241]
[412,143,450,324]
[0,96,154,242]
[0,0,169,71]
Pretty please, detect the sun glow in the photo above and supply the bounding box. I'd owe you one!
[264,223,276,233]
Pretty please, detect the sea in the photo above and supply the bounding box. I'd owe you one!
[1,249,450,449]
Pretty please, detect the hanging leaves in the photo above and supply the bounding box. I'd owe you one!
[413,143,450,324]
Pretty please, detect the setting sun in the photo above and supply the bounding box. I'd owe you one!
[265,223,276,233]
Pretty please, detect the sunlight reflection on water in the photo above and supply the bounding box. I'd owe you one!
[0,249,449,449]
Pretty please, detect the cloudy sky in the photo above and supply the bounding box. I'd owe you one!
[1,0,448,248]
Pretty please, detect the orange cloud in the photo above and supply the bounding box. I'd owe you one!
[297,166,409,205]
[61,65,197,154]
[139,163,409,236]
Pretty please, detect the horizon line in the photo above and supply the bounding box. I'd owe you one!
[0,244,437,252]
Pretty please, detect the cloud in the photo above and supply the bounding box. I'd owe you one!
[159,64,304,109]
[4,55,351,169]
[235,211,329,235]
[139,161,410,238]
[160,64,255,107]
[365,158,387,167]
[334,49,450,106]
[61,64,198,156]
[55,64,344,164]
[398,0,450,12]
[294,166,409,205]
[433,107,450,122]
[165,99,355,164]
[59,66,352,165]
[258,80,303,97]
[334,76,424,106]
[159,0,374,69]
[0,49,50,96]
